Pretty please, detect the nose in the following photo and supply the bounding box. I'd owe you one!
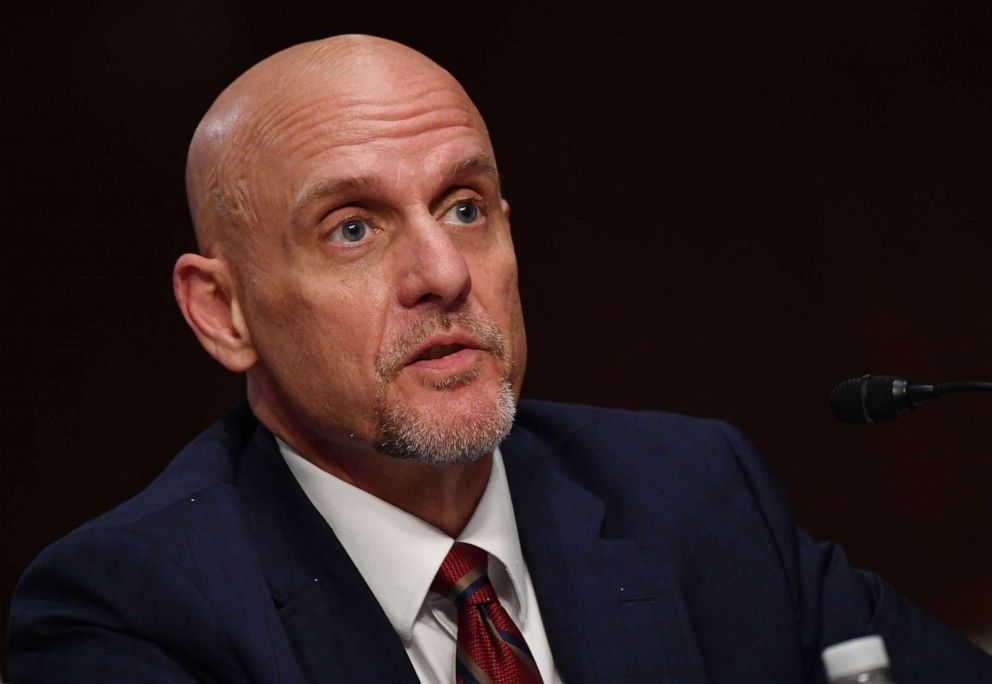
[394,212,472,309]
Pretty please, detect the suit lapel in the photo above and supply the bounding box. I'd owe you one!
[229,408,709,682]
[235,421,420,683]
[502,424,707,683]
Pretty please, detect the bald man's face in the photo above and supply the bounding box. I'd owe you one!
[226,59,526,463]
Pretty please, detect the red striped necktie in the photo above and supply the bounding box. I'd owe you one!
[432,542,544,684]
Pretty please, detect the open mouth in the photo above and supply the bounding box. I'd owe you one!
[414,343,466,362]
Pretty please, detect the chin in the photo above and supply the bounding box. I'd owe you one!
[375,377,516,466]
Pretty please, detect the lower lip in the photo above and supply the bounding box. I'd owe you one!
[406,347,483,373]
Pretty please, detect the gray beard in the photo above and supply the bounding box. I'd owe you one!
[375,377,516,466]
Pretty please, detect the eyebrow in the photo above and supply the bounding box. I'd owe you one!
[290,152,501,228]
[444,153,501,192]
[291,174,387,228]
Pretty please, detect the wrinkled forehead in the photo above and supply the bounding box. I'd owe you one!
[187,38,494,251]
[249,71,493,217]
[255,75,488,163]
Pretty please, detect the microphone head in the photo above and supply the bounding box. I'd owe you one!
[830,376,869,423]
[830,374,910,424]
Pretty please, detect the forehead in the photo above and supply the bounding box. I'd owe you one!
[245,71,494,202]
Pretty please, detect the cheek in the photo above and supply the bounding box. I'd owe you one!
[246,275,386,393]
[470,248,526,361]
[506,278,527,378]
[493,250,522,320]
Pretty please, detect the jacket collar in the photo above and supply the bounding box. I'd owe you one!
[234,405,706,683]
[501,418,707,683]
[235,418,420,683]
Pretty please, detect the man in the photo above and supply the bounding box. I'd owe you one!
[8,34,992,683]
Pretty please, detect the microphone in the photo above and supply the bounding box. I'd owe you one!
[830,375,992,424]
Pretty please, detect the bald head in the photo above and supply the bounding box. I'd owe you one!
[174,33,524,485]
[186,35,488,258]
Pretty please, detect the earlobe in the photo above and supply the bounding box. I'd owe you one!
[173,254,257,372]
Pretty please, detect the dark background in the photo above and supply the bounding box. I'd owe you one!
[4,0,991,674]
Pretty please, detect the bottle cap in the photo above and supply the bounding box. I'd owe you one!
[822,635,890,681]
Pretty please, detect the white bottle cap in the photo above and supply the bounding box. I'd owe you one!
[822,635,890,681]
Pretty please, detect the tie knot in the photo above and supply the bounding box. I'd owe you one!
[432,542,497,607]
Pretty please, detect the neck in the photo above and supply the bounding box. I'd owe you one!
[250,391,490,537]
[320,451,493,538]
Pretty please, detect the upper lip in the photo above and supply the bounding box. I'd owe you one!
[405,332,483,366]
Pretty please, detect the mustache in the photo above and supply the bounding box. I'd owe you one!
[375,310,507,382]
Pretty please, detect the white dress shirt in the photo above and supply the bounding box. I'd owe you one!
[279,440,563,683]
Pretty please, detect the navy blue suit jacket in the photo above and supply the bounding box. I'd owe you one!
[8,401,992,682]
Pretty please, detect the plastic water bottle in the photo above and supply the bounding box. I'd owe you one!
[822,635,896,683]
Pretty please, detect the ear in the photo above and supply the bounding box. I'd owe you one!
[173,254,257,372]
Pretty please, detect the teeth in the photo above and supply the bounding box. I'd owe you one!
[420,344,463,361]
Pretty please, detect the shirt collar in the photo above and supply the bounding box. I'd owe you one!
[278,441,530,642]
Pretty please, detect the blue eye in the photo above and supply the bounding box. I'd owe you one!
[443,201,481,225]
[329,218,369,243]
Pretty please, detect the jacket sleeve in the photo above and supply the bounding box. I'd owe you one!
[7,526,243,683]
[717,421,992,683]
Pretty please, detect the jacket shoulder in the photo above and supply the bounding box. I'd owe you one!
[78,402,259,532]
[10,403,264,628]
[7,404,275,681]
[508,398,773,535]
[512,398,746,459]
